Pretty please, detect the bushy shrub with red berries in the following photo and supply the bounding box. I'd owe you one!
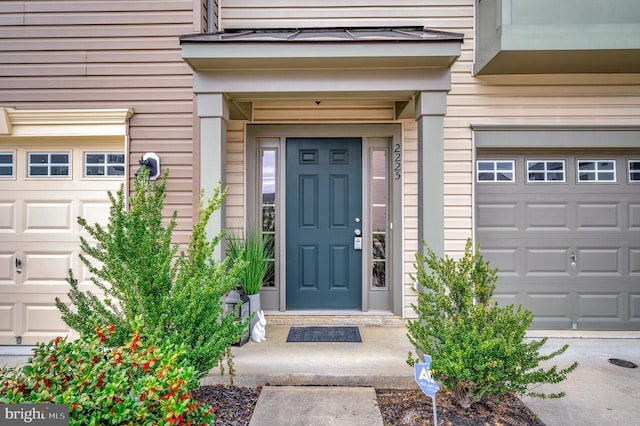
[0,319,214,425]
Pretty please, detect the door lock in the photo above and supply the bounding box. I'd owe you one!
[15,257,22,274]
[570,252,577,268]
[354,229,362,250]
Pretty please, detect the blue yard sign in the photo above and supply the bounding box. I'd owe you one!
[414,354,439,424]
[414,355,440,397]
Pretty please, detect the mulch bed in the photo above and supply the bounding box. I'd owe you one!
[376,388,544,426]
[193,385,544,426]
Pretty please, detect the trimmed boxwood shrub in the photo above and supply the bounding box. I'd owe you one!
[407,239,578,409]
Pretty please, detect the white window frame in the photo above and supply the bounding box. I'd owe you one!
[577,160,617,183]
[0,152,15,178]
[27,152,71,178]
[629,160,640,183]
[84,152,125,177]
[476,160,515,183]
[526,160,566,183]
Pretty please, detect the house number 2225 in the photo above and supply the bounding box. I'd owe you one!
[394,143,401,180]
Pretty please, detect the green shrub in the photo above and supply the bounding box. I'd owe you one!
[0,320,214,425]
[407,239,577,409]
[56,169,247,378]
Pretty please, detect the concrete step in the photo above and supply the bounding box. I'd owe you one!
[200,325,416,389]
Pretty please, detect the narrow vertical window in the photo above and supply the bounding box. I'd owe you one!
[0,152,14,177]
[260,149,277,287]
[370,149,388,288]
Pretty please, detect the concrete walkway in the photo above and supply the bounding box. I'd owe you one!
[249,386,383,426]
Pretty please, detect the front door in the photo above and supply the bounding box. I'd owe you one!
[286,138,362,309]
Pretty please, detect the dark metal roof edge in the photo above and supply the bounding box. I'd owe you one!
[179,26,464,43]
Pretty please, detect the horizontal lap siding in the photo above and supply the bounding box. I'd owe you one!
[0,0,197,243]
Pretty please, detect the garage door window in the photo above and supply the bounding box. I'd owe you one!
[0,152,14,177]
[476,160,515,182]
[84,152,125,177]
[629,160,640,182]
[527,160,565,182]
[577,160,616,182]
[28,152,70,177]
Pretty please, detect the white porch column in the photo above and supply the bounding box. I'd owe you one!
[197,93,228,261]
[415,91,447,257]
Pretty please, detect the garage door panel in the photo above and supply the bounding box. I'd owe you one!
[22,303,70,345]
[630,295,640,319]
[0,202,16,231]
[526,248,570,275]
[631,249,640,275]
[80,200,113,230]
[24,201,73,231]
[526,203,570,230]
[576,203,621,230]
[576,248,621,275]
[527,293,572,317]
[476,203,518,230]
[630,203,640,229]
[0,305,16,338]
[23,252,72,284]
[577,294,621,319]
[482,247,518,275]
[0,253,16,285]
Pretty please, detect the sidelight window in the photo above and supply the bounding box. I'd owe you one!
[260,149,277,288]
[370,148,388,289]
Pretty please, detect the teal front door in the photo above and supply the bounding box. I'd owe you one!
[286,138,362,309]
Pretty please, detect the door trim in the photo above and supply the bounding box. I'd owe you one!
[246,124,403,315]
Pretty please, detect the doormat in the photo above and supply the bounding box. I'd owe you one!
[286,326,362,343]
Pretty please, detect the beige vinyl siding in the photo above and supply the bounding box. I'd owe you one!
[221,0,471,31]
[225,120,247,230]
[0,1,196,244]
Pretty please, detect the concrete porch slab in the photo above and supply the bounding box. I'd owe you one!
[201,325,416,389]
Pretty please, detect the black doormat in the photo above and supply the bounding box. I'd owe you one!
[286,326,362,343]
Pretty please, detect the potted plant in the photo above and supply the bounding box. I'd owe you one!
[226,226,273,331]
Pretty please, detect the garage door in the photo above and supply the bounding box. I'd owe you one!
[476,151,640,330]
[0,143,124,344]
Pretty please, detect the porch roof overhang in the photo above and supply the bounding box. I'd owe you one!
[180,27,463,118]
[180,27,462,71]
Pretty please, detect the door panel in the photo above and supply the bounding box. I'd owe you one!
[286,138,362,309]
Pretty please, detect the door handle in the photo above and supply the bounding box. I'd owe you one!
[15,257,22,274]
[570,252,577,268]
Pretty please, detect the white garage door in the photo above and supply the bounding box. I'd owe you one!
[476,151,640,330]
[0,143,123,344]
